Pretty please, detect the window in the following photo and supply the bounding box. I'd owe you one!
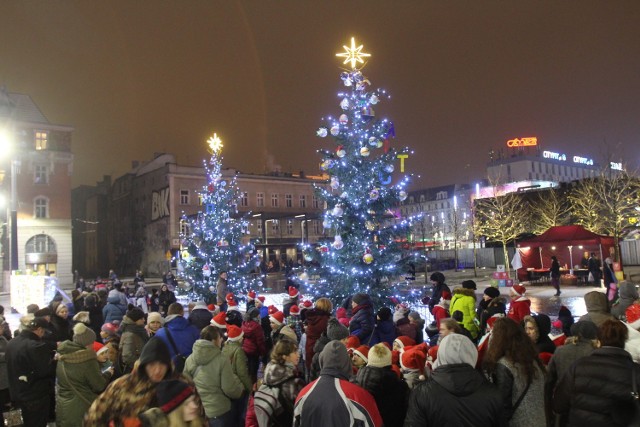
[240,192,248,207]
[285,194,293,208]
[180,190,189,205]
[313,220,323,235]
[287,220,293,235]
[419,195,425,203]
[256,221,262,234]
[299,195,307,208]
[26,234,56,253]
[180,220,190,236]
[271,220,279,233]
[312,195,319,209]
[256,193,264,207]
[34,165,49,184]
[271,193,279,208]
[34,197,49,218]
[35,131,48,150]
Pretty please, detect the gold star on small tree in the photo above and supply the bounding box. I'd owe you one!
[336,37,371,70]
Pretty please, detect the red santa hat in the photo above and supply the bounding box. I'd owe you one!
[257,296,266,303]
[268,305,279,315]
[207,304,216,312]
[393,336,416,350]
[345,335,360,350]
[225,292,235,303]
[352,345,370,363]
[288,287,299,299]
[511,284,526,296]
[400,348,427,372]
[441,291,452,300]
[301,300,313,309]
[247,290,256,300]
[211,312,227,329]
[226,324,244,342]
[227,300,239,311]
[269,311,285,326]
[289,305,300,315]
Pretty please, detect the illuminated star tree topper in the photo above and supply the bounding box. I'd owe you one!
[336,37,371,70]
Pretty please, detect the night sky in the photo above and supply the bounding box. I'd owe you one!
[1,1,639,189]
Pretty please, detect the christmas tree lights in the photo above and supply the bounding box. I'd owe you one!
[179,134,260,302]
[305,38,418,306]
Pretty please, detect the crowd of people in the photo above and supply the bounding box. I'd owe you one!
[1,269,640,426]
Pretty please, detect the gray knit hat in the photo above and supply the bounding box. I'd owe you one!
[73,322,96,347]
[327,317,349,341]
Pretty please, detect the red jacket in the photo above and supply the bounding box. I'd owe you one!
[507,297,531,323]
[242,320,266,357]
[303,309,330,369]
[432,305,449,329]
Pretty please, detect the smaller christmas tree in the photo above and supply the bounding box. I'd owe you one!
[180,134,260,302]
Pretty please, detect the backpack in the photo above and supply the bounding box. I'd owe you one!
[253,375,296,427]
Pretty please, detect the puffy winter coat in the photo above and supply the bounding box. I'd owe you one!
[154,315,200,362]
[349,298,375,344]
[184,339,243,417]
[450,287,479,339]
[428,282,451,314]
[6,329,56,403]
[102,295,126,325]
[242,319,267,357]
[394,318,417,342]
[188,307,213,331]
[507,297,531,324]
[257,360,306,427]
[56,340,108,427]
[553,346,638,426]
[611,282,639,319]
[405,363,505,427]
[579,291,615,327]
[303,309,330,369]
[222,340,252,393]
[355,365,409,427]
[119,317,150,372]
[369,319,395,347]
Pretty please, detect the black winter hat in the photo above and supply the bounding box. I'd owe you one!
[352,293,368,305]
[156,379,194,414]
[430,272,445,284]
[377,307,392,322]
[462,280,477,290]
[126,307,145,322]
[484,287,501,299]
[139,337,172,378]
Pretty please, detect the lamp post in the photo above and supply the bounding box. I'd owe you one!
[0,129,18,271]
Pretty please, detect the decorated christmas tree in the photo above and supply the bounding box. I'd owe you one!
[179,134,260,301]
[305,38,416,305]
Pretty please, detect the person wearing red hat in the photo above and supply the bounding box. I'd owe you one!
[303,298,332,372]
[222,325,252,426]
[210,312,227,330]
[283,287,300,318]
[246,290,257,311]
[507,284,531,323]
[400,347,427,389]
[393,336,416,352]
[352,345,370,372]
[286,305,303,343]
[138,379,203,426]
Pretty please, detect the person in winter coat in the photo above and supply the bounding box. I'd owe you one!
[155,303,200,367]
[431,290,451,330]
[478,292,506,337]
[283,287,300,318]
[102,294,126,325]
[146,311,164,337]
[222,325,253,426]
[557,305,574,337]
[507,284,531,323]
[602,257,617,301]
[255,339,306,427]
[216,272,229,312]
[579,291,615,327]
[303,298,332,371]
[349,293,376,344]
[550,255,562,296]
[369,307,395,347]
[355,343,409,427]
[611,281,638,319]
[553,319,640,426]
[243,307,267,383]
[56,323,111,427]
[405,334,505,427]
[523,314,556,355]
[286,305,304,343]
[408,311,425,345]
[83,293,104,340]
[449,280,480,340]
[6,317,56,427]
[427,272,451,315]
[188,301,213,331]
[50,301,73,343]
[394,305,417,342]
[483,317,546,427]
[158,284,177,315]
[294,341,382,427]
[310,318,350,381]
[119,307,150,374]
[183,326,244,424]
[545,321,598,426]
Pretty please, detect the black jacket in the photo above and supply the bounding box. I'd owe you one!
[188,308,213,331]
[553,346,638,426]
[349,298,375,344]
[355,365,409,427]
[6,330,56,402]
[428,283,451,314]
[404,363,505,427]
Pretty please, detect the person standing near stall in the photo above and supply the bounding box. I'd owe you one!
[550,256,561,297]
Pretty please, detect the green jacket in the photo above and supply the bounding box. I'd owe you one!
[450,288,480,339]
[56,340,109,427]
[184,339,243,418]
[222,340,253,393]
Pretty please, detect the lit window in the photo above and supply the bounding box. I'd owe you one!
[257,193,264,207]
[239,192,248,207]
[271,220,279,233]
[34,197,49,218]
[299,195,307,208]
[34,165,49,184]
[180,190,189,205]
[285,194,293,208]
[271,193,279,208]
[287,220,293,235]
[35,131,48,150]
[180,220,190,235]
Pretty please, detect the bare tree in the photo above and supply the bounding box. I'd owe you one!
[528,187,571,234]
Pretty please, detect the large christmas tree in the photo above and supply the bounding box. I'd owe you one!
[180,134,260,301]
[306,38,415,305]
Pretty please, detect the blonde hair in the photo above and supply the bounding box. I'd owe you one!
[315,298,333,313]
[165,398,205,427]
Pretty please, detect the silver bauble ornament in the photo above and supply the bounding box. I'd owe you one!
[340,98,350,110]
[399,190,408,201]
[339,114,348,124]
[317,127,328,137]
[330,125,340,136]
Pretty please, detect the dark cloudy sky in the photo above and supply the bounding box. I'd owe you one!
[1,1,639,189]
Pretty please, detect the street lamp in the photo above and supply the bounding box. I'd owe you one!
[0,129,18,271]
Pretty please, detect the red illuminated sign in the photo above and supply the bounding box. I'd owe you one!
[507,137,538,148]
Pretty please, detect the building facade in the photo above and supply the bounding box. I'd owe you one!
[0,88,74,287]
